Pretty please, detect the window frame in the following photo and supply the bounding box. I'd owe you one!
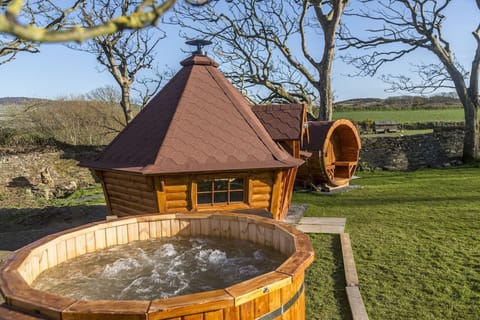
[196,177,245,206]
[192,174,249,210]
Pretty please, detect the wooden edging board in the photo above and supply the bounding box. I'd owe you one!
[340,232,369,320]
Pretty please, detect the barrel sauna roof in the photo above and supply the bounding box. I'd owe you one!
[81,55,302,174]
[302,120,362,151]
[252,104,307,141]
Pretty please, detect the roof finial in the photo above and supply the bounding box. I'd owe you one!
[185,39,212,56]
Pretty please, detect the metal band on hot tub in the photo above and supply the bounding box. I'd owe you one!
[256,282,305,320]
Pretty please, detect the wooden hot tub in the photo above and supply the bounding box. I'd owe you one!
[297,119,361,188]
[0,213,314,320]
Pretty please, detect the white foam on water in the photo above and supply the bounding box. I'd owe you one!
[32,237,286,300]
[101,257,142,279]
[208,250,227,265]
[155,243,178,258]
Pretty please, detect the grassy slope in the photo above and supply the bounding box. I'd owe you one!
[333,109,464,123]
[294,166,480,319]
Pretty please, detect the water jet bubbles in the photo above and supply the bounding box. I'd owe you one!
[32,237,286,300]
[208,249,227,265]
[239,265,260,276]
[101,257,142,279]
[253,249,265,260]
[156,243,177,257]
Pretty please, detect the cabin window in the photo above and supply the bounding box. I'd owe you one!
[197,178,245,205]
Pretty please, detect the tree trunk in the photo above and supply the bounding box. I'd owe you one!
[462,97,480,161]
[318,65,333,121]
[430,33,479,160]
[120,86,133,125]
[314,0,347,121]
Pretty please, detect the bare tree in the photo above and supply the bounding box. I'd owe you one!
[0,0,170,64]
[0,34,36,64]
[85,85,121,105]
[69,0,166,125]
[0,0,208,43]
[176,0,349,121]
[0,0,64,64]
[340,0,480,160]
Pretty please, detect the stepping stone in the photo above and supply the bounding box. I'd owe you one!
[298,217,346,226]
[295,224,345,234]
[294,217,346,234]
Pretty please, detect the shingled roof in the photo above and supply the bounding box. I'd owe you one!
[82,55,302,174]
[252,104,307,141]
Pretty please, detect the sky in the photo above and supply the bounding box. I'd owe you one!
[0,1,478,102]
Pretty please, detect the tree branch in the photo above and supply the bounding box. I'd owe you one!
[0,0,207,42]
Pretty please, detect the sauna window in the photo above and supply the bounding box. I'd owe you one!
[197,178,244,205]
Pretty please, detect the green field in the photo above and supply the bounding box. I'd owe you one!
[333,108,464,123]
[295,166,480,319]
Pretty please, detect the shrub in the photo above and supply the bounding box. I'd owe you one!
[10,100,128,146]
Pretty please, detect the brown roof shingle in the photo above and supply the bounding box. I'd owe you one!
[82,55,302,174]
[252,104,306,141]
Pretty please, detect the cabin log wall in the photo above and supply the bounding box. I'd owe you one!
[98,171,293,219]
[163,176,190,213]
[278,168,297,220]
[101,171,157,217]
[248,172,274,211]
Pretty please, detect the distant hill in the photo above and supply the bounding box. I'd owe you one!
[0,97,50,105]
[334,96,462,111]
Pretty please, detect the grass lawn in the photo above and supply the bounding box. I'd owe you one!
[333,109,464,123]
[294,166,480,319]
[3,167,478,319]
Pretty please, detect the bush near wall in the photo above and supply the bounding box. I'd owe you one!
[6,100,128,146]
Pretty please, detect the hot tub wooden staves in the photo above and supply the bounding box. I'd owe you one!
[0,213,314,320]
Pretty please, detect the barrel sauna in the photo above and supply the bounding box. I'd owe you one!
[297,119,361,188]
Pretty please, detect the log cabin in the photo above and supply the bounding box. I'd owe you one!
[81,53,303,220]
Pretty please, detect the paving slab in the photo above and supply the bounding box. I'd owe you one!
[298,217,346,226]
[294,224,345,234]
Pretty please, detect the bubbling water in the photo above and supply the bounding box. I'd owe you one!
[32,237,287,301]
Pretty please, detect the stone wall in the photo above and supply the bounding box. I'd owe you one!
[0,130,466,202]
[359,129,464,170]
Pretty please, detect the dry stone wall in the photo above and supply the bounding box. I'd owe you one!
[0,130,466,201]
[359,129,464,170]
